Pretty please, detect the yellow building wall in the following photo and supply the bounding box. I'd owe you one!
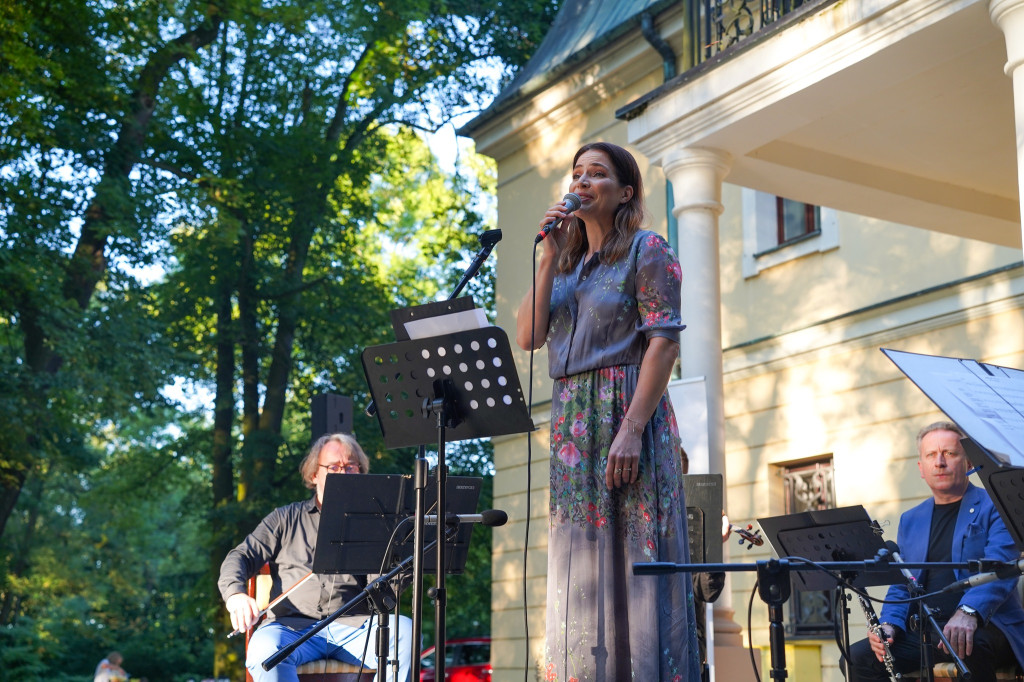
[720,285,1024,682]
[474,10,1024,682]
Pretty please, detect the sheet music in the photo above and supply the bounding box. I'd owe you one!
[403,308,488,340]
[883,350,1024,468]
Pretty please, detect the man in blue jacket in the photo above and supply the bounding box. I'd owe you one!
[847,421,1024,681]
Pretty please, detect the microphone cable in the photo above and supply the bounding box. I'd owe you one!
[520,238,541,682]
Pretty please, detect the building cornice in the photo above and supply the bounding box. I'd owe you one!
[723,262,1024,379]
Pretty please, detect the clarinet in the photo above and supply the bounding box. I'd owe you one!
[857,594,901,681]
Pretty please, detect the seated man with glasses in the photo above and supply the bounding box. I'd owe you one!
[218,433,412,682]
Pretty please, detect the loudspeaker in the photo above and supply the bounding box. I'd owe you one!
[683,473,723,564]
[311,393,353,441]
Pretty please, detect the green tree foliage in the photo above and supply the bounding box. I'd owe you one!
[0,409,215,681]
[1,0,559,679]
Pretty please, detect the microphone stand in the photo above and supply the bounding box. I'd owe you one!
[636,556,984,682]
[261,527,457,676]
[880,549,971,682]
[409,448,428,682]
[448,229,501,301]
[363,228,500,419]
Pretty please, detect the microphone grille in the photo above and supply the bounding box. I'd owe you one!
[480,509,509,527]
[562,193,582,212]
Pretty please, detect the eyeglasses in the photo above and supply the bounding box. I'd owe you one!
[319,463,361,474]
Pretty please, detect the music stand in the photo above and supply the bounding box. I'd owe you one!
[362,327,534,449]
[758,505,902,591]
[389,297,479,343]
[758,505,905,681]
[312,473,482,575]
[361,324,533,681]
[963,438,1024,550]
[881,348,1024,551]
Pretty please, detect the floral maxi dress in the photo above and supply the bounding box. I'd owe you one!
[543,230,701,682]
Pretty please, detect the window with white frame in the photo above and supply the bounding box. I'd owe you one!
[741,189,839,278]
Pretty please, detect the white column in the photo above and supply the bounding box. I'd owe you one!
[662,148,732,481]
[661,148,761,682]
[991,0,1024,253]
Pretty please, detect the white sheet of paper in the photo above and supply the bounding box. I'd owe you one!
[403,308,489,340]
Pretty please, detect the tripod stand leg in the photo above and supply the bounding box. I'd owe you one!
[410,452,428,681]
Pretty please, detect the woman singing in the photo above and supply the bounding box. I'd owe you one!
[516,141,700,681]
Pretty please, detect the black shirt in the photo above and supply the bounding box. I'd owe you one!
[217,496,370,630]
[920,499,962,621]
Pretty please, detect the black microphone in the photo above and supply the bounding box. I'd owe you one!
[940,557,1024,593]
[633,562,684,575]
[422,509,509,527]
[535,193,582,244]
[884,541,920,586]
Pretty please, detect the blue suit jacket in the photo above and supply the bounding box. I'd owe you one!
[879,482,1024,664]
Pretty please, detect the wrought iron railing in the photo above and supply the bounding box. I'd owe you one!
[782,458,837,636]
[683,0,822,70]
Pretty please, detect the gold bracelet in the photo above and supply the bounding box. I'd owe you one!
[623,416,644,434]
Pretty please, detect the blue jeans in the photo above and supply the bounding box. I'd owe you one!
[246,615,412,682]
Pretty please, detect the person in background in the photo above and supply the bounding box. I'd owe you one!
[516,141,700,680]
[846,421,1024,681]
[94,651,128,682]
[218,433,412,682]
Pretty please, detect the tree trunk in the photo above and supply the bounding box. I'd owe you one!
[211,283,240,680]
[0,7,228,543]
[0,476,41,626]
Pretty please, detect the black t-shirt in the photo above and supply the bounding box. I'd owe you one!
[920,499,962,620]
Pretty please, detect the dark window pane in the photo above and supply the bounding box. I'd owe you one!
[775,197,819,245]
[462,643,490,665]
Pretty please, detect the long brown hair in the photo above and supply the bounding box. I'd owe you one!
[557,142,647,274]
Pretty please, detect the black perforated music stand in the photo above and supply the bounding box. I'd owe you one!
[757,505,903,591]
[683,474,724,564]
[758,505,907,682]
[312,473,482,575]
[361,325,533,681]
[362,327,534,448]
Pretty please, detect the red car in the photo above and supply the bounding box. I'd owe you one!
[419,636,492,682]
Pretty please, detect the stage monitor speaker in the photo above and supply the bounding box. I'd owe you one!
[683,473,723,564]
[311,393,353,441]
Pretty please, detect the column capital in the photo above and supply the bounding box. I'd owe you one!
[661,147,733,215]
[991,0,1024,73]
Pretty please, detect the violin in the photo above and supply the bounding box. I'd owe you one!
[727,521,764,549]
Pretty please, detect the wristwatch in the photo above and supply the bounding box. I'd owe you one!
[957,604,980,621]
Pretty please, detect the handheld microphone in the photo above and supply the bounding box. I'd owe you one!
[535,193,582,244]
[422,509,509,527]
[941,557,1024,593]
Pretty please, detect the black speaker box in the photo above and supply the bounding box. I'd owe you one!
[311,393,353,441]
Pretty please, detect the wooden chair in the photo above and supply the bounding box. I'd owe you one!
[245,565,375,682]
[910,662,1021,682]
